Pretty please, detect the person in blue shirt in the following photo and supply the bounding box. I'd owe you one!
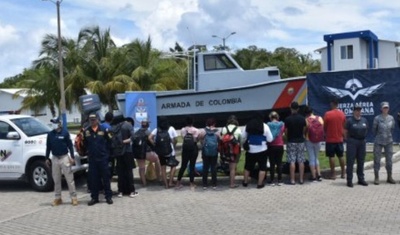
[45,117,78,206]
[83,113,113,206]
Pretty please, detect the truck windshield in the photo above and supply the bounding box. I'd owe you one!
[11,117,51,137]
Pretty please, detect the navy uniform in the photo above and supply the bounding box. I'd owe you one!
[345,105,368,187]
[83,113,113,205]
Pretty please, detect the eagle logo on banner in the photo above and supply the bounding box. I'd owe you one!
[323,78,385,100]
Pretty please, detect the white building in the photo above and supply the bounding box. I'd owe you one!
[0,88,82,124]
[315,30,400,72]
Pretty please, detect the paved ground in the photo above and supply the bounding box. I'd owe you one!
[1,151,400,235]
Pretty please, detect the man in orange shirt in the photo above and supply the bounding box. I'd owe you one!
[323,99,346,179]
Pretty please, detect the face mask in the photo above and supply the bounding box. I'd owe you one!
[51,123,60,130]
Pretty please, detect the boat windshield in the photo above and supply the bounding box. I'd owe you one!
[203,54,237,71]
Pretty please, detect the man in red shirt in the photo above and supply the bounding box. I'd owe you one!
[324,99,346,179]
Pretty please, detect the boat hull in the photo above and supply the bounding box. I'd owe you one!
[116,77,306,128]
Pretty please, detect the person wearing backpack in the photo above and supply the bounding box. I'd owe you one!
[198,118,220,190]
[220,115,242,188]
[132,119,161,187]
[111,116,138,198]
[148,116,178,189]
[266,111,285,186]
[242,112,273,189]
[176,116,201,190]
[304,106,324,182]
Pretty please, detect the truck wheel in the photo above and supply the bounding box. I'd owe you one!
[29,160,54,192]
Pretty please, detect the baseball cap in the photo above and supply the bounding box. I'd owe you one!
[353,104,362,111]
[88,113,97,119]
[381,101,389,108]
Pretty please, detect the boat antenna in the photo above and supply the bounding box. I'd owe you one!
[186,26,197,91]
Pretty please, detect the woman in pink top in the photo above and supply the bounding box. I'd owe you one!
[266,111,285,186]
[176,116,200,189]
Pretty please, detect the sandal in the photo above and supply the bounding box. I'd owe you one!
[230,184,239,189]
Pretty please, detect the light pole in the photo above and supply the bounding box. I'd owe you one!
[212,32,236,50]
[43,0,67,130]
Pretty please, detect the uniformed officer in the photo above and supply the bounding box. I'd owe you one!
[83,113,113,205]
[345,104,368,188]
[45,117,78,206]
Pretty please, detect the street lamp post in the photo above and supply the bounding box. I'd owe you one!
[212,32,236,50]
[43,0,67,130]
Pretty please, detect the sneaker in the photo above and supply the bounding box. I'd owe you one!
[51,198,62,207]
[203,186,208,190]
[347,182,354,188]
[212,186,217,190]
[277,181,283,186]
[129,192,139,198]
[71,198,78,206]
[358,181,368,186]
[317,175,322,181]
[117,193,123,198]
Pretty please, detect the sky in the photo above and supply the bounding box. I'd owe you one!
[1,0,400,83]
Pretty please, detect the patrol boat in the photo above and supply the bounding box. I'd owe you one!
[116,50,306,128]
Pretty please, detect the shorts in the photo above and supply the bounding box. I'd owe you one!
[158,155,175,166]
[244,150,268,172]
[325,142,344,158]
[286,142,305,163]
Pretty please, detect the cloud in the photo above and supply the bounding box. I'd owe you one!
[1,0,400,82]
[0,23,18,46]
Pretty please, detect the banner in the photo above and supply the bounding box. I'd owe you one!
[307,67,400,142]
[125,92,157,131]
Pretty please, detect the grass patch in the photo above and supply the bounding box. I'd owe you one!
[234,151,374,175]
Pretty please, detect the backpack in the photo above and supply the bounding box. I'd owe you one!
[307,116,324,143]
[219,126,240,162]
[155,128,172,157]
[202,128,219,156]
[74,128,87,156]
[132,128,148,159]
[267,121,284,141]
[110,122,124,157]
[182,128,196,153]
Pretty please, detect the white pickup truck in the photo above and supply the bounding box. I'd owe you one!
[0,114,88,192]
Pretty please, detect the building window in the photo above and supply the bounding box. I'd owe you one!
[340,45,353,59]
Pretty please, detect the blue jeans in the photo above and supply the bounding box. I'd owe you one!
[202,155,218,187]
[305,141,320,167]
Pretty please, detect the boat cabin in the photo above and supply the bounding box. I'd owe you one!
[190,51,281,91]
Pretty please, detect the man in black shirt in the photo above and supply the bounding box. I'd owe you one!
[344,105,368,187]
[284,102,307,185]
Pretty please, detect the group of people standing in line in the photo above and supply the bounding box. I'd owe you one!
[44,99,398,206]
